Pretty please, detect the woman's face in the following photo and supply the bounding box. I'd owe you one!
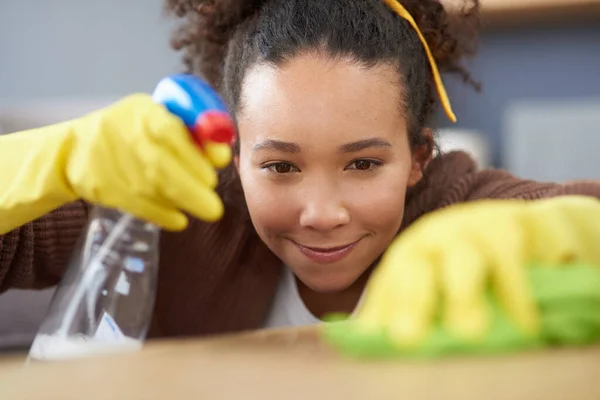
[236,53,425,293]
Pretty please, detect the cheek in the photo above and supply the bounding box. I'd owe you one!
[343,174,408,232]
[238,169,298,238]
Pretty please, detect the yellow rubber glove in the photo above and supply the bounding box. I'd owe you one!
[0,94,232,235]
[355,195,600,348]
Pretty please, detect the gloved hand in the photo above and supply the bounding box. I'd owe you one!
[0,94,232,235]
[352,195,600,348]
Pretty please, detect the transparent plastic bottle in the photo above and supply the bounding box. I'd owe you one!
[27,73,235,363]
[28,207,159,362]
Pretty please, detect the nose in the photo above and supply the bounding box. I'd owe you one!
[299,190,350,232]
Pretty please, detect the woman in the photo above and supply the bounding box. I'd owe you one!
[1,0,599,348]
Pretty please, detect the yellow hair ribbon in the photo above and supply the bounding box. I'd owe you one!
[382,0,457,123]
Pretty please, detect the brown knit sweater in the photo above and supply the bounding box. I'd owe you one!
[1,151,599,339]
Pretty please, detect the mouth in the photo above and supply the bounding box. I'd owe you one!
[294,239,362,264]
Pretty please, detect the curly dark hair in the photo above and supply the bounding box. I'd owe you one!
[165,0,480,151]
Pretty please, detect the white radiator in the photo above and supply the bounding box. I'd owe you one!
[437,128,492,169]
[503,97,600,182]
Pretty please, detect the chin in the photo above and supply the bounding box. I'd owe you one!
[295,268,362,294]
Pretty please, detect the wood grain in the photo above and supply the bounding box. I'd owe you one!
[0,326,599,400]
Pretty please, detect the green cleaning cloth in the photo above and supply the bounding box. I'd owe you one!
[323,263,600,359]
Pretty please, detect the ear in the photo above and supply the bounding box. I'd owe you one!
[407,128,434,187]
[234,154,240,174]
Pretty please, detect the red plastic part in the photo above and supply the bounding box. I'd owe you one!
[192,111,236,146]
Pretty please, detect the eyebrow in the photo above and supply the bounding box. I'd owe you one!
[339,138,392,153]
[252,139,301,153]
[251,137,392,154]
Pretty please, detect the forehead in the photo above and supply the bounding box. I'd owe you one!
[237,53,406,146]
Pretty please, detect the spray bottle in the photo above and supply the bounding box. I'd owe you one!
[27,74,234,362]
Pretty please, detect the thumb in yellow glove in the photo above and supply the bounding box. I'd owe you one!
[0,94,232,234]
[354,195,600,348]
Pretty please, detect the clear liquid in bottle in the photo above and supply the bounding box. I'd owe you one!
[28,207,159,362]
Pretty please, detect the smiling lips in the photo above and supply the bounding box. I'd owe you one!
[295,240,360,263]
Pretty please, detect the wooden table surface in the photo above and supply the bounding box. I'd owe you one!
[0,326,599,400]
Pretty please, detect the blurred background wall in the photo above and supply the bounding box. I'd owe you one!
[0,0,177,101]
[0,0,599,351]
[1,0,600,176]
[437,22,600,178]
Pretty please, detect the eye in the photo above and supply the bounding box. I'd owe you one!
[353,160,372,170]
[263,162,299,174]
[346,159,382,172]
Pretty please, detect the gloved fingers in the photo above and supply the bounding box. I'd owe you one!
[381,249,438,347]
[355,266,398,332]
[156,130,220,190]
[121,196,189,231]
[157,153,225,223]
[525,205,580,265]
[203,141,233,169]
[562,204,600,265]
[492,252,540,336]
[439,239,490,340]
[467,215,540,335]
[528,197,600,265]
[145,104,220,189]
